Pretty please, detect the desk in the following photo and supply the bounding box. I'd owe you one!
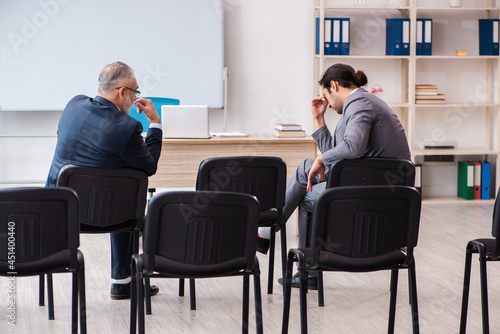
[149,134,317,188]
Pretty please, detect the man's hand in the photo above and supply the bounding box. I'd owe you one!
[311,96,327,129]
[134,98,161,124]
[307,154,325,192]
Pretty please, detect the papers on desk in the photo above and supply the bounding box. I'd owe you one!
[211,132,250,137]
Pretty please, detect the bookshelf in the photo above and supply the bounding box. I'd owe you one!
[313,0,500,201]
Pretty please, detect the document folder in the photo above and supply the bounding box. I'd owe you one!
[315,18,319,54]
[423,19,432,55]
[386,18,410,56]
[341,18,350,55]
[479,19,499,56]
[416,19,423,55]
[416,19,433,55]
[324,18,333,55]
[332,19,341,55]
[316,17,334,55]
[457,161,474,200]
[473,161,482,200]
[481,161,491,200]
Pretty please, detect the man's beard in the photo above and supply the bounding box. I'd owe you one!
[123,96,133,115]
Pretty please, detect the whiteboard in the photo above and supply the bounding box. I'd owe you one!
[0,0,223,110]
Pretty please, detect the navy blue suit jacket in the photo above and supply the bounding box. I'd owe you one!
[46,95,162,186]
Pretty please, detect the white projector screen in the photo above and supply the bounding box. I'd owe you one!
[0,0,223,110]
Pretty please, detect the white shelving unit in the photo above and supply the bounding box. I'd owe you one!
[313,0,500,201]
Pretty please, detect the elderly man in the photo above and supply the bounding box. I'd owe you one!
[46,61,162,299]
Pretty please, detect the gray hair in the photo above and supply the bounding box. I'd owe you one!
[97,61,135,93]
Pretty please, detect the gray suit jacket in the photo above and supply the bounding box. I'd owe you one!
[312,88,411,165]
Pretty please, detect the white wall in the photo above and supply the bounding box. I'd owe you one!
[213,0,314,134]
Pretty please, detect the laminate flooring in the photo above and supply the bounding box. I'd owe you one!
[1,200,499,333]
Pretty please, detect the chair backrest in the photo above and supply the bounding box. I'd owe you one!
[310,186,421,269]
[143,190,260,276]
[56,165,148,228]
[196,156,286,213]
[0,187,79,275]
[327,158,415,189]
[490,188,500,257]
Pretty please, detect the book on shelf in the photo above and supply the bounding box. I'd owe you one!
[415,84,437,89]
[272,129,306,138]
[415,91,439,96]
[415,84,445,104]
[416,85,438,92]
[415,99,446,105]
[415,94,445,100]
[275,123,302,131]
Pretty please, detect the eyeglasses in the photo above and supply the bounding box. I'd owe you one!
[116,86,141,99]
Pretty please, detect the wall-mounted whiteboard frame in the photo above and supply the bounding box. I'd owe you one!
[0,0,223,111]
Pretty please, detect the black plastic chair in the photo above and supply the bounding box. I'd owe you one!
[460,187,500,333]
[0,187,86,334]
[42,165,148,319]
[282,186,422,334]
[326,157,415,189]
[130,190,263,334]
[307,157,415,304]
[194,156,287,295]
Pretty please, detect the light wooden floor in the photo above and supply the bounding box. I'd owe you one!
[1,200,500,333]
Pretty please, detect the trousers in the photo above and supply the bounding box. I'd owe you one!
[110,232,134,279]
[283,159,328,248]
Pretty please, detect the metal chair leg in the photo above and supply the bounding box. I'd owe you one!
[130,258,138,334]
[72,272,78,334]
[78,251,87,334]
[253,259,263,334]
[242,275,250,334]
[388,269,399,334]
[317,271,324,307]
[136,266,145,334]
[281,255,294,334]
[145,278,152,315]
[409,262,420,334]
[39,274,45,306]
[267,227,276,294]
[179,278,185,296]
[189,279,196,310]
[47,273,55,320]
[299,268,309,334]
[280,223,288,281]
[478,249,490,334]
[460,248,473,334]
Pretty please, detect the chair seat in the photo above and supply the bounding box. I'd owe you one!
[80,219,142,233]
[298,248,407,272]
[319,249,407,272]
[259,209,279,226]
[471,238,499,258]
[153,255,250,277]
[0,249,74,276]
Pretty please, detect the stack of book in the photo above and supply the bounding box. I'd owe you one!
[415,84,446,104]
[272,123,306,138]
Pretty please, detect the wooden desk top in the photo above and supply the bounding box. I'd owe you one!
[162,134,315,144]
